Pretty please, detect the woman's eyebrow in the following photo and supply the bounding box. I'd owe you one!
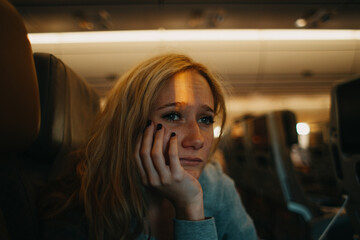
[156,102,186,110]
[203,105,215,113]
[157,102,214,113]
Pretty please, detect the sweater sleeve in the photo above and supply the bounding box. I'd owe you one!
[173,217,218,240]
[200,162,258,240]
[215,175,258,240]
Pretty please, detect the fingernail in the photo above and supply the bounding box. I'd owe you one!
[156,124,162,130]
[146,120,152,127]
[171,132,176,137]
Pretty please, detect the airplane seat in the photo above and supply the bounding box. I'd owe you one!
[20,52,100,239]
[0,0,40,152]
[0,53,101,240]
[0,1,101,239]
[264,111,352,239]
[28,53,101,181]
[222,110,353,239]
[266,111,318,214]
[301,124,341,206]
[218,115,255,193]
[330,76,360,236]
[250,111,321,239]
[0,0,40,239]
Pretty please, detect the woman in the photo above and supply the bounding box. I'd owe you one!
[42,53,257,240]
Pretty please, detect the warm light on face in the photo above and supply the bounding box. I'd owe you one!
[296,122,310,136]
[152,70,215,179]
[28,29,360,44]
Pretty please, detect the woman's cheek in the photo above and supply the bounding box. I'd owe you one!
[205,130,215,159]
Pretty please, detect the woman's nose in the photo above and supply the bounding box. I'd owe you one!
[181,121,204,150]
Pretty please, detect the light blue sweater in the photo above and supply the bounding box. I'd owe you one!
[140,162,258,240]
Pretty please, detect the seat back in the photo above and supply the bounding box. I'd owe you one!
[28,53,101,180]
[0,51,101,239]
[329,76,360,235]
[0,0,40,151]
[20,52,100,239]
[219,115,255,193]
[222,111,325,239]
[0,0,40,238]
[246,111,315,217]
[0,2,101,238]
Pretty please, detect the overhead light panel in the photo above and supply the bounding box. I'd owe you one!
[28,29,360,44]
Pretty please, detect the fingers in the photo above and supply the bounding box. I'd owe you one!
[135,121,183,188]
[151,124,171,184]
[135,124,204,217]
[139,122,162,186]
[168,133,183,180]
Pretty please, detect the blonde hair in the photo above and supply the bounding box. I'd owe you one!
[78,53,227,239]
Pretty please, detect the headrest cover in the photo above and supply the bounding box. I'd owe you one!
[0,0,41,152]
[29,53,100,165]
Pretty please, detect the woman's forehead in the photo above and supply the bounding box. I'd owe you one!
[155,70,215,108]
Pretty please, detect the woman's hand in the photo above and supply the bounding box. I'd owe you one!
[135,121,205,221]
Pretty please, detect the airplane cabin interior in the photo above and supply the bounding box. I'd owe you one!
[1,0,360,239]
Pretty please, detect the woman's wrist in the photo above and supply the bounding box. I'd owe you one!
[174,192,205,221]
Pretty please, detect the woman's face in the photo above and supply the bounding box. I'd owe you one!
[151,70,215,179]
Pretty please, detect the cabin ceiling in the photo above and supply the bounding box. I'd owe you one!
[9,0,360,122]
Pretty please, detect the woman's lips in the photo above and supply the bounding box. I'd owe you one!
[179,157,203,166]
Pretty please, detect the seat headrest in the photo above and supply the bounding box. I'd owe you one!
[0,0,41,152]
[330,76,360,155]
[27,53,100,164]
[279,110,298,148]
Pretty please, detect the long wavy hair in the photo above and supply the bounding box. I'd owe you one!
[77,53,227,239]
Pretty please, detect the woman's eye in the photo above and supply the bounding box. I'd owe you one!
[199,116,214,125]
[162,112,181,121]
